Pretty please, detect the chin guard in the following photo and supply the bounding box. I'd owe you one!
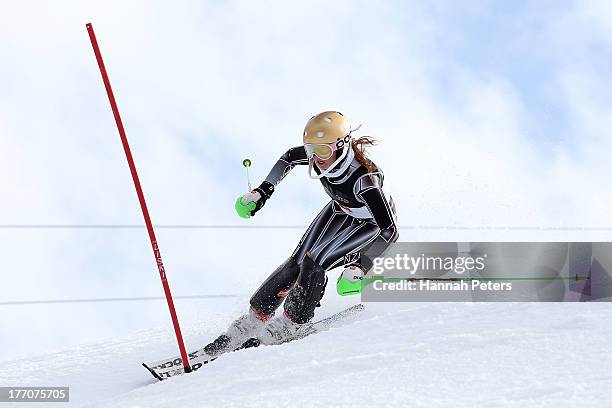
[308,144,355,179]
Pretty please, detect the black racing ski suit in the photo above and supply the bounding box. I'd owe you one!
[250,146,398,323]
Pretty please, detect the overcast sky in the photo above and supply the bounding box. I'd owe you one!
[1,0,612,360]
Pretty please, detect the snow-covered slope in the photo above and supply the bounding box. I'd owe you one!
[3,295,611,408]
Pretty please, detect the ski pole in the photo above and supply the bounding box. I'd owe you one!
[86,22,191,373]
[243,158,252,192]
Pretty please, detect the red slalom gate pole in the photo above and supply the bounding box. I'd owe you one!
[86,22,191,373]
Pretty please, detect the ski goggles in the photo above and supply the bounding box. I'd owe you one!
[304,134,351,160]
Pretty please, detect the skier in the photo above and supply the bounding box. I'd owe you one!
[206,111,398,354]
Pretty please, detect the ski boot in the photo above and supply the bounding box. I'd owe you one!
[204,307,270,356]
[258,312,304,345]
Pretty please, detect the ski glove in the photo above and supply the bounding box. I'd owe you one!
[235,194,258,219]
[235,181,275,218]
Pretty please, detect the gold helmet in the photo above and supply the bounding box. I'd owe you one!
[303,111,356,179]
[303,111,351,145]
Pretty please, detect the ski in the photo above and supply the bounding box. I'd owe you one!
[143,303,365,380]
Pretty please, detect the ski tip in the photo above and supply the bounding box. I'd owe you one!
[142,363,164,381]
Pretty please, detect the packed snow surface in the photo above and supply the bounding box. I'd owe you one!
[3,293,611,408]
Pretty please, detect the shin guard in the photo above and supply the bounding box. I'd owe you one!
[284,255,328,324]
[250,257,300,315]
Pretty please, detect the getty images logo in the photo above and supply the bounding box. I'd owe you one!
[372,253,488,275]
